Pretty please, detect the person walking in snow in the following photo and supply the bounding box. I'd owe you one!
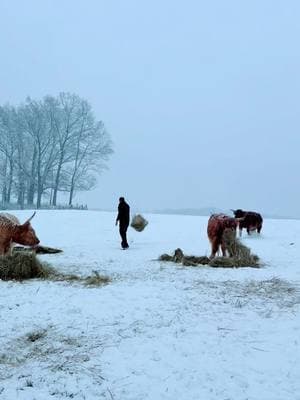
[115,197,130,249]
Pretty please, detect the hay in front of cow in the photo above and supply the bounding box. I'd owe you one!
[131,214,148,232]
[0,253,111,286]
[0,252,54,281]
[218,228,260,267]
[159,234,260,268]
[159,248,210,267]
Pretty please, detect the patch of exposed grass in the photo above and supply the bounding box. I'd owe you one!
[26,329,47,343]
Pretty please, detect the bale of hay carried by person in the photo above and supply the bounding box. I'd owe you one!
[131,214,148,232]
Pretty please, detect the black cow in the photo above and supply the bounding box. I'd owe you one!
[231,209,263,236]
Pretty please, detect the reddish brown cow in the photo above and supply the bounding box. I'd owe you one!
[207,214,237,259]
[0,212,40,255]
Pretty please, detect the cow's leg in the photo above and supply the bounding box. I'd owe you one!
[247,227,251,235]
[0,240,9,256]
[210,239,219,259]
[221,241,227,257]
[257,224,262,234]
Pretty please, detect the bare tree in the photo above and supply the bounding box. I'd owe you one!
[0,105,17,205]
[66,115,113,206]
[0,93,113,209]
[18,98,58,208]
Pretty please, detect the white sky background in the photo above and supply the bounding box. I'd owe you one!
[0,0,299,215]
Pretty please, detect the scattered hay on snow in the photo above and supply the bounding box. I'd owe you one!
[83,270,111,287]
[131,214,148,232]
[0,253,110,286]
[242,277,299,300]
[159,248,211,267]
[159,234,261,269]
[26,329,47,343]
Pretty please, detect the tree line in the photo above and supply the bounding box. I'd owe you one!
[0,93,113,209]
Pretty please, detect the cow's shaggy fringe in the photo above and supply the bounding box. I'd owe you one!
[0,253,111,286]
[131,214,148,232]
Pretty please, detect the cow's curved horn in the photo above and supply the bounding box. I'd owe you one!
[24,211,36,224]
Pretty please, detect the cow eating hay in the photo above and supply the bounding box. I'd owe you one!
[0,212,40,255]
[159,233,260,268]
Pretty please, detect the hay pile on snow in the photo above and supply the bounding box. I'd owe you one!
[215,229,260,267]
[0,253,111,285]
[131,214,148,232]
[0,253,53,281]
[159,231,260,268]
[159,249,210,267]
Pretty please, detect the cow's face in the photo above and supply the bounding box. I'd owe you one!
[233,209,245,218]
[224,218,237,231]
[16,222,40,246]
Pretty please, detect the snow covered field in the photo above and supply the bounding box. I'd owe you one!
[0,210,300,400]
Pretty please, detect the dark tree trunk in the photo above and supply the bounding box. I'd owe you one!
[68,183,74,206]
[52,160,63,206]
[1,158,8,205]
[7,159,14,204]
[27,147,37,205]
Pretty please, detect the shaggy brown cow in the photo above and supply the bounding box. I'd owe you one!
[207,214,237,259]
[0,212,40,255]
[231,209,263,236]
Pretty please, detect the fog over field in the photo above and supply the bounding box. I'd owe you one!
[0,0,299,216]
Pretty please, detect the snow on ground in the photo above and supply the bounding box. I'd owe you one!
[0,210,300,400]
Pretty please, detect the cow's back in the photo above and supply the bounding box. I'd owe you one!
[0,213,20,241]
[242,212,263,227]
[0,213,20,227]
[207,214,235,240]
[207,214,223,240]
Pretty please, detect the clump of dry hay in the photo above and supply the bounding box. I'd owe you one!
[0,253,111,286]
[131,214,148,232]
[159,248,210,267]
[0,253,53,281]
[83,270,111,287]
[212,229,260,268]
[159,232,260,268]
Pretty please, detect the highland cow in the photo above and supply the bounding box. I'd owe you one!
[231,209,263,236]
[207,214,237,259]
[0,212,40,255]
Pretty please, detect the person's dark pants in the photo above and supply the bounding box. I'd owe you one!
[119,223,129,249]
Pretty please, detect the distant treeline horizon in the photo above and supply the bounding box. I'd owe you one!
[89,206,300,220]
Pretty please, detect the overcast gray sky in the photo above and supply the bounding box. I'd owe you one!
[0,0,299,216]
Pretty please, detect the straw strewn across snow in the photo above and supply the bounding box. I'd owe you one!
[0,210,299,399]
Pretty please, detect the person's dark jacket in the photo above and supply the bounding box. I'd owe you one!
[116,201,130,226]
